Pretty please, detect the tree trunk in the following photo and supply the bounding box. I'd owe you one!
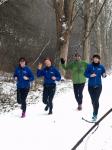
[101,3,110,69]
[54,0,75,76]
[82,0,93,61]
[95,1,102,56]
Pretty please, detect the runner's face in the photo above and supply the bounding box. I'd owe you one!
[20,61,25,67]
[93,57,100,63]
[44,59,51,67]
[74,55,81,61]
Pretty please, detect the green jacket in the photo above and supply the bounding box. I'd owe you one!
[62,60,88,84]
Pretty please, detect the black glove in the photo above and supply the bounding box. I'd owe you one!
[60,58,65,64]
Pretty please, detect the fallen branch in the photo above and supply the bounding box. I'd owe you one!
[71,108,112,150]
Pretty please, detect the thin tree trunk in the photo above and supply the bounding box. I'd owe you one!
[82,0,93,61]
[95,1,102,56]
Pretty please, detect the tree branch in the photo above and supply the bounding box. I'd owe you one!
[85,0,107,40]
[32,40,50,65]
[71,0,84,25]
[0,0,8,6]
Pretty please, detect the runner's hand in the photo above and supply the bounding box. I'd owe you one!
[38,63,42,69]
[23,76,29,80]
[102,73,107,78]
[60,58,65,64]
[52,76,56,80]
[90,73,96,77]
[14,77,18,81]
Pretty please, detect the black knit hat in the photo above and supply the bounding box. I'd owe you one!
[92,54,100,60]
[44,57,53,64]
[19,57,27,65]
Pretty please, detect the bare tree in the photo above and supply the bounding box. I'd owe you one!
[82,0,108,62]
[95,0,102,56]
[101,0,112,68]
[82,0,94,61]
[53,0,76,62]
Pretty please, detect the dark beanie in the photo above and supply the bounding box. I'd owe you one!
[19,57,27,65]
[19,57,26,62]
[92,54,100,60]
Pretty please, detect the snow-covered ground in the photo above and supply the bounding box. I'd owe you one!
[0,76,112,150]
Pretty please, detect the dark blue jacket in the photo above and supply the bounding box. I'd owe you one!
[14,66,34,89]
[84,63,106,87]
[37,66,61,85]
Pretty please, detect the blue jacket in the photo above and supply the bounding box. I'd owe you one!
[84,63,106,87]
[14,66,34,89]
[37,66,61,85]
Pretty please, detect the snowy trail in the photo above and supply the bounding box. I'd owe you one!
[0,76,112,150]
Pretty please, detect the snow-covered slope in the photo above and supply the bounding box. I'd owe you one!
[0,76,112,150]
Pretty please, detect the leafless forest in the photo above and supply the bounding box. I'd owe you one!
[0,0,112,72]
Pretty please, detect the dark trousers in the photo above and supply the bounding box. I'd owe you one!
[73,83,85,105]
[17,88,29,113]
[43,84,56,111]
[88,86,102,116]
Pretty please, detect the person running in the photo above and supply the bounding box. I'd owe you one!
[60,53,88,110]
[37,58,61,115]
[84,54,106,121]
[14,57,34,118]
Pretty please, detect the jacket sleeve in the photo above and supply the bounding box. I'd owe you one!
[27,68,34,81]
[61,62,74,70]
[37,69,44,77]
[13,67,18,78]
[84,64,91,78]
[101,65,106,77]
[54,68,61,81]
[84,61,88,69]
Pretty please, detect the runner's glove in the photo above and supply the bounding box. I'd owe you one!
[60,58,65,64]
